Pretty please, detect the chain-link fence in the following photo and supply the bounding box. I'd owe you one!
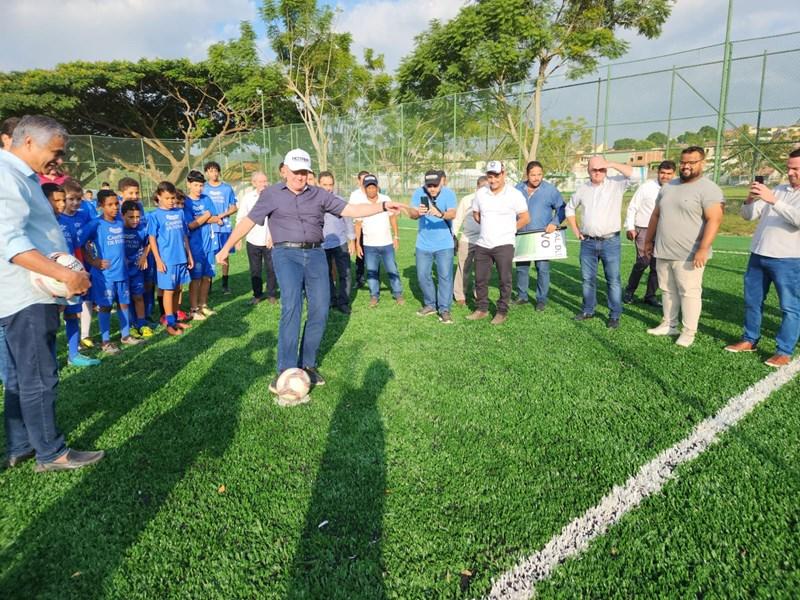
[62,33,800,205]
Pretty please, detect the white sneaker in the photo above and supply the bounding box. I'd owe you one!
[191,309,207,321]
[675,333,695,347]
[647,323,679,336]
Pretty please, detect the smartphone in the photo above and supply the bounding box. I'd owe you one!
[754,175,765,184]
[420,196,430,208]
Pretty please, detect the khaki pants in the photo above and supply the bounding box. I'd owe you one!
[453,238,476,302]
[656,258,705,335]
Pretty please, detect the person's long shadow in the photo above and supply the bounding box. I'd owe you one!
[287,360,392,599]
[0,329,275,599]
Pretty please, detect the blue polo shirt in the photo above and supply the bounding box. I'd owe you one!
[0,150,69,318]
[515,180,566,232]
[410,186,457,252]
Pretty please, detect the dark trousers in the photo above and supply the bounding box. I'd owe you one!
[355,231,365,285]
[326,244,351,308]
[246,242,277,299]
[474,244,514,314]
[625,226,658,300]
[2,303,66,463]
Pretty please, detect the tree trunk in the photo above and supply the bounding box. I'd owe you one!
[527,61,549,162]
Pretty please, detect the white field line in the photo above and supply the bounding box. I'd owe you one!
[486,359,800,600]
[396,226,750,255]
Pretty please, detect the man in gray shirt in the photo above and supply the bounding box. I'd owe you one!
[645,146,725,347]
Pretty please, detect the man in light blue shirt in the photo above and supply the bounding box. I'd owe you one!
[514,160,565,310]
[0,115,104,472]
[407,170,458,324]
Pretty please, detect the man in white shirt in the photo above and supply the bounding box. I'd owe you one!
[623,160,675,307]
[725,149,800,368]
[452,176,487,305]
[353,174,404,306]
[466,161,530,325]
[566,156,634,329]
[238,171,276,305]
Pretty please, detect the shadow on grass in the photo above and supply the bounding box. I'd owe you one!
[0,321,275,598]
[287,360,393,599]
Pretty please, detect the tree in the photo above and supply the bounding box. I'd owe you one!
[0,22,294,185]
[613,137,638,150]
[646,131,668,146]
[260,0,390,171]
[396,0,673,162]
[536,117,593,176]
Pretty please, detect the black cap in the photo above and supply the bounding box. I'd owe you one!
[424,170,442,187]
[363,174,378,187]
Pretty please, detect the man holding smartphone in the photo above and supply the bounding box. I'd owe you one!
[725,150,800,367]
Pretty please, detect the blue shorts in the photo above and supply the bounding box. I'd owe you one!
[189,251,216,279]
[92,277,131,307]
[129,272,145,297]
[216,232,235,254]
[156,263,190,291]
[144,255,156,283]
[64,303,82,316]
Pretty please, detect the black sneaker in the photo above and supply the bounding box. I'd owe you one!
[607,318,620,329]
[535,301,546,312]
[574,312,595,321]
[622,291,635,304]
[644,297,662,308]
[269,376,279,394]
[438,311,453,324]
[222,287,232,296]
[512,298,528,306]
[304,367,326,386]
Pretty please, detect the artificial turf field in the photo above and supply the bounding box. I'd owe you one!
[1,229,798,599]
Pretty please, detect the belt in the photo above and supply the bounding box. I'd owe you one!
[583,232,619,241]
[273,242,322,249]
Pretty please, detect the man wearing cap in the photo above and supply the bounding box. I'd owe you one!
[566,156,635,329]
[467,161,530,325]
[352,174,404,307]
[452,176,487,306]
[406,170,457,323]
[513,160,565,311]
[216,150,405,389]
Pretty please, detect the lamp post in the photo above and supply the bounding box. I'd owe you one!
[256,88,266,171]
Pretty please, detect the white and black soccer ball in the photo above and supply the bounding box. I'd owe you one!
[274,368,311,406]
[29,252,85,298]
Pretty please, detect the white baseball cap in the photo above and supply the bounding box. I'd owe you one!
[283,148,312,172]
[485,160,504,174]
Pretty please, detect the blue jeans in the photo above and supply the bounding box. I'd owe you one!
[579,235,622,319]
[515,260,551,303]
[1,303,67,463]
[271,247,330,373]
[742,253,800,356]
[0,325,7,385]
[364,245,403,300]
[416,247,454,313]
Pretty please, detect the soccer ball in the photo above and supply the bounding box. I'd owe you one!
[274,368,312,406]
[29,252,85,298]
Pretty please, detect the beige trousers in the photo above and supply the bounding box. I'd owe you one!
[656,258,706,335]
[453,238,476,302]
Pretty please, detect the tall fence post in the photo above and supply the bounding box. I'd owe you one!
[603,64,611,154]
[400,103,406,196]
[139,137,149,203]
[752,50,768,180]
[666,66,677,158]
[713,0,734,183]
[88,135,99,184]
[593,77,602,151]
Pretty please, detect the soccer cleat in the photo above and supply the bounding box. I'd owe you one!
[166,325,183,336]
[80,337,94,349]
[121,336,144,346]
[438,311,454,324]
[201,305,217,316]
[68,353,101,367]
[101,342,121,355]
[159,315,168,327]
[139,325,154,338]
[129,327,144,339]
[764,354,791,368]
[416,306,437,317]
[647,323,679,336]
[177,310,189,322]
[304,367,326,386]
[725,340,757,353]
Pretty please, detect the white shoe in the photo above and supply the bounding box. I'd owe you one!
[647,323,679,336]
[675,333,695,347]
[191,309,207,321]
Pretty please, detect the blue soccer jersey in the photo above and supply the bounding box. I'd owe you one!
[78,200,98,222]
[183,194,218,255]
[57,214,80,254]
[202,182,236,233]
[80,217,127,282]
[147,208,188,266]
[123,223,149,278]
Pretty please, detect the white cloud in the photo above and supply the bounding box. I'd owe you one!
[334,0,464,70]
[0,0,258,71]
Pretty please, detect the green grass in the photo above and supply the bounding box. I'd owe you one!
[1,225,795,598]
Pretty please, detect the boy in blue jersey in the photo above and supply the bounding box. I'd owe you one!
[185,170,220,320]
[121,201,154,339]
[203,161,238,294]
[117,177,156,323]
[64,179,98,347]
[43,184,101,368]
[148,181,194,336]
[81,190,144,354]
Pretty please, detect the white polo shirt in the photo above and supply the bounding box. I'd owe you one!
[352,192,393,247]
[566,174,631,237]
[238,187,269,246]
[471,184,528,249]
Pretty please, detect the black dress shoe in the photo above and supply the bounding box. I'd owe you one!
[336,305,352,314]
[304,367,326,386]
[622,291,635,304]
[35,449,105,473]
[607,318,620,329]
[574,312,595,321]
[535,302,546,312]
[5,449,35,469]
[644,297,662,307]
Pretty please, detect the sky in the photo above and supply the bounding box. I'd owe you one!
[0,0,795,75]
